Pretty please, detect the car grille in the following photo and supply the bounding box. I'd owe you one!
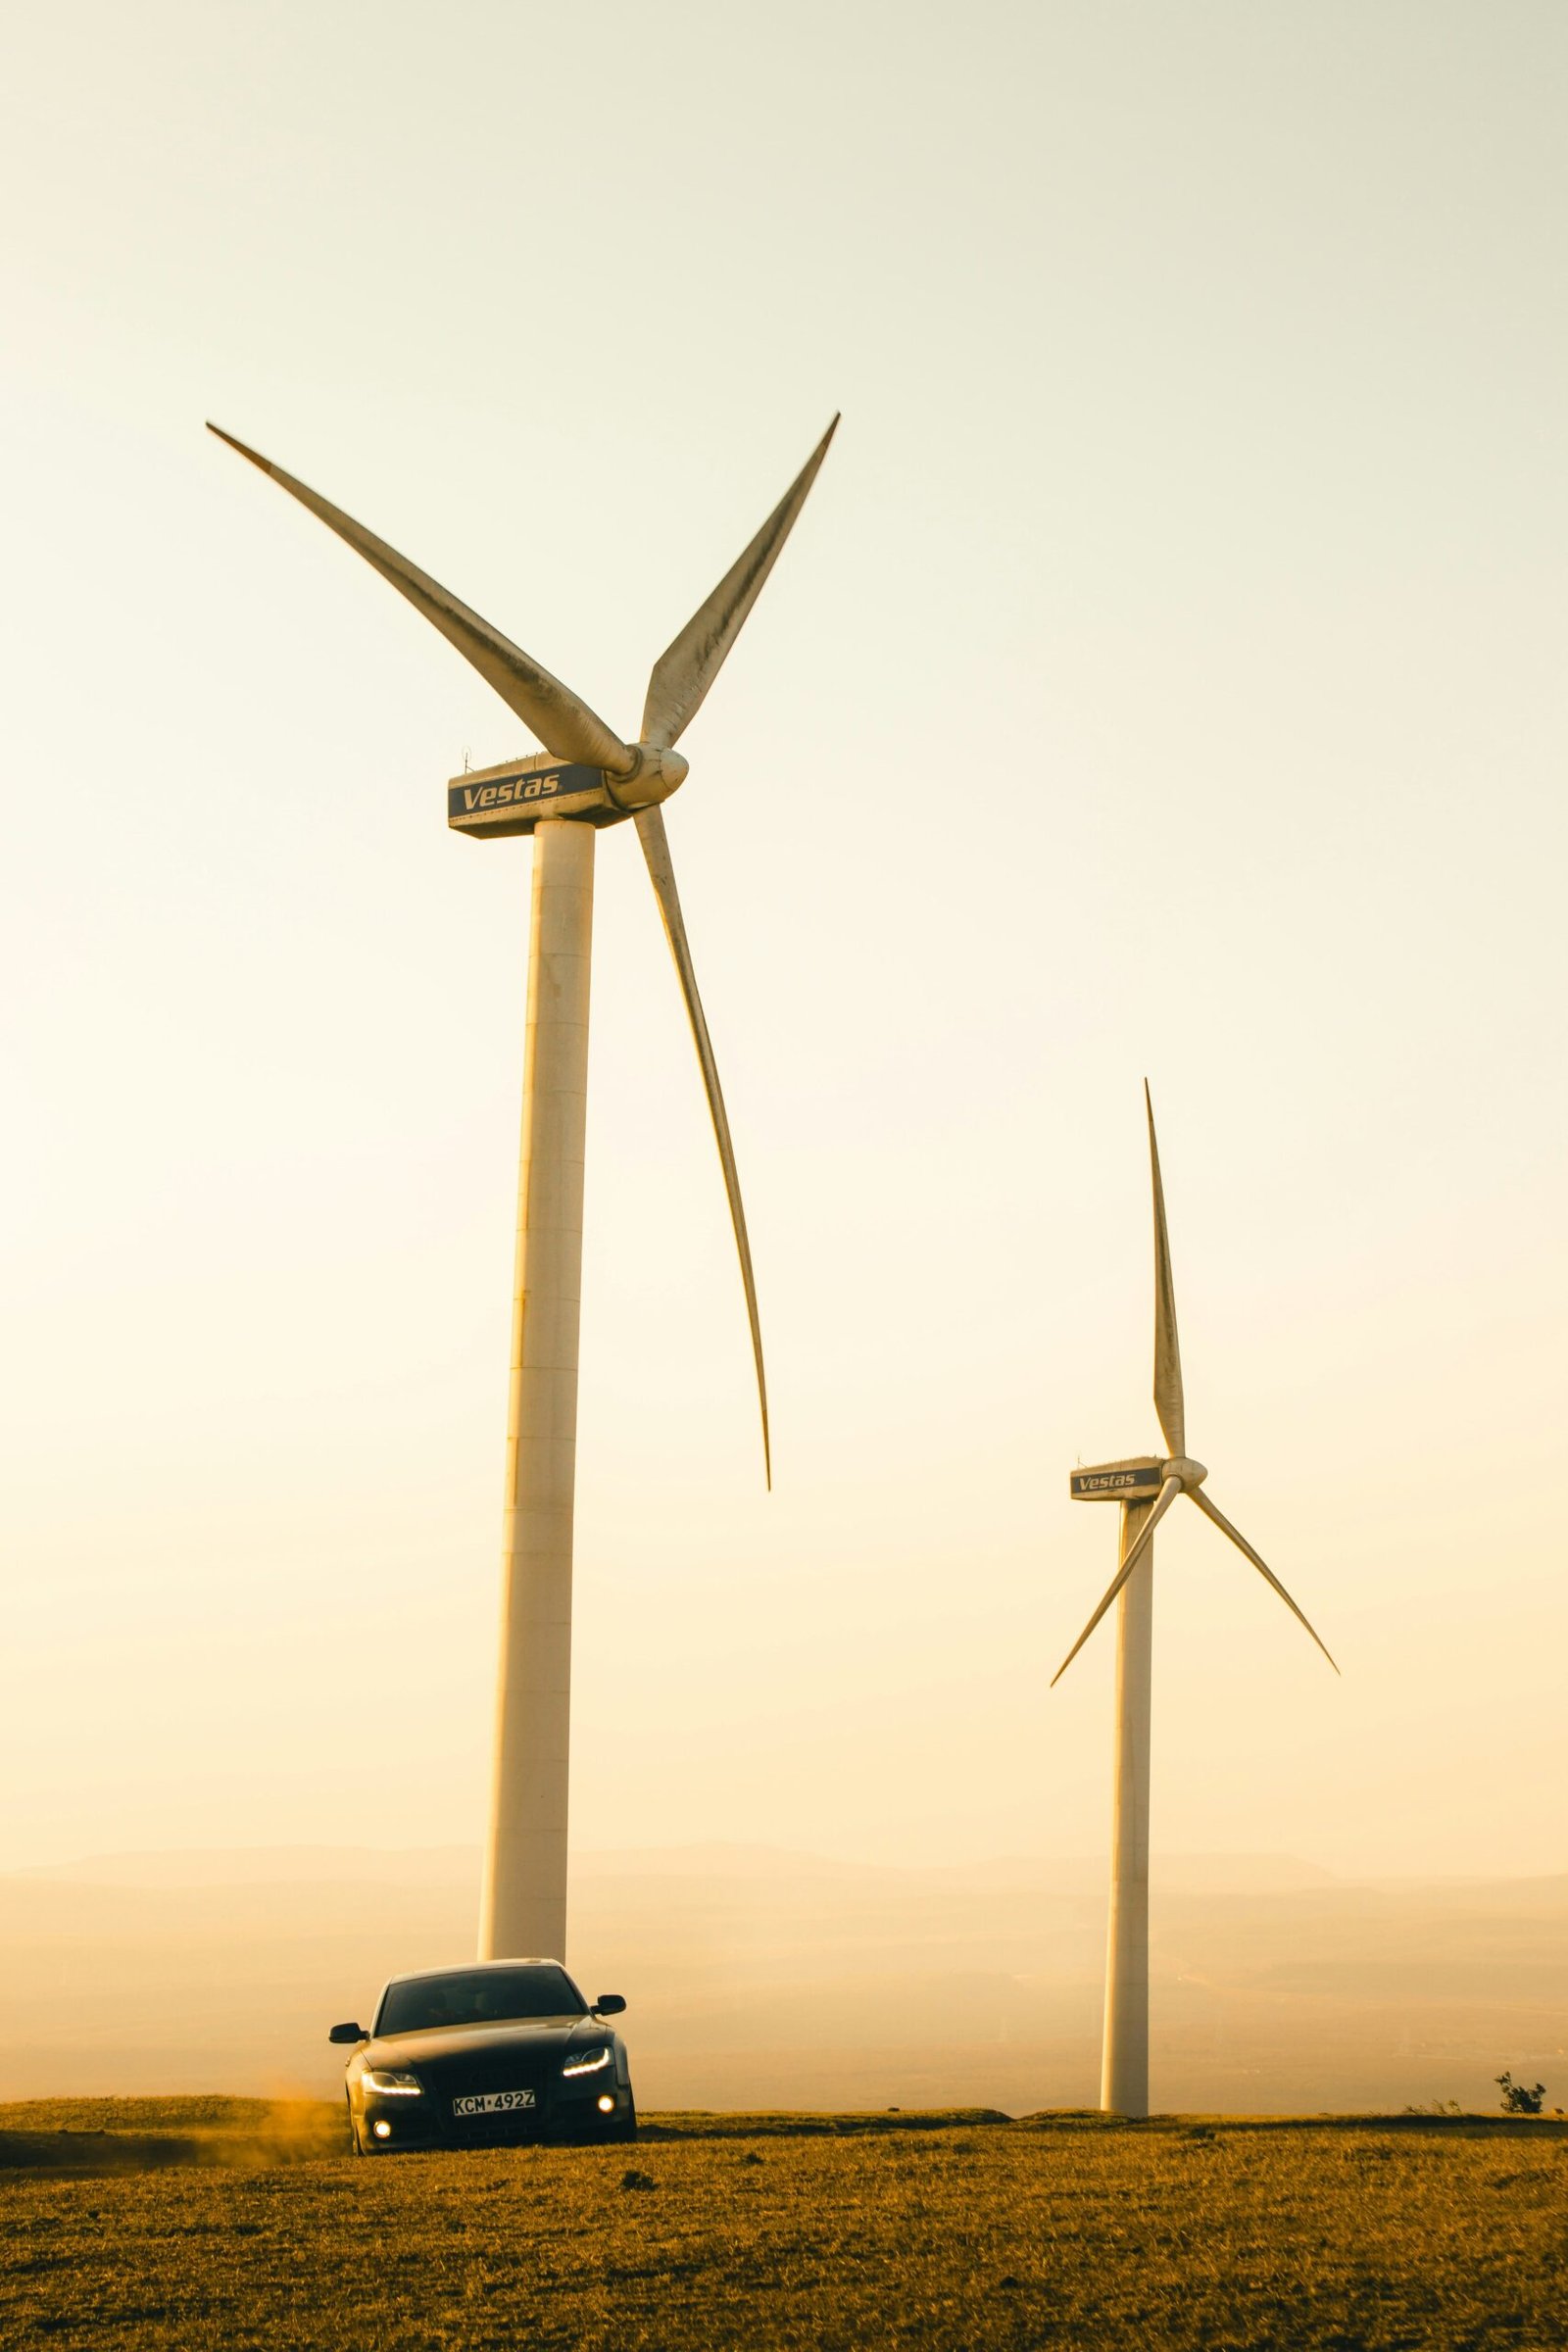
[424,2051,560,2102]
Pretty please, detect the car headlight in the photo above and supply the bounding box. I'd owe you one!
[362,2069,424,2096]
[562,2044,612,2078]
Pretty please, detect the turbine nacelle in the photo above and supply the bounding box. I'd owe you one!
[448,744,688,841]
[1067,1452,1206,1501]
[1069,1455,1162,1503]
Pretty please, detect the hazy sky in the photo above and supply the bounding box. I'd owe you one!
[2,2,1564,1886]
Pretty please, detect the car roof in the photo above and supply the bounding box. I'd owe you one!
[382,1958,565,1984]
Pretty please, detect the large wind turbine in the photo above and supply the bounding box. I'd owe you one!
[210,416,837,1965]
[1054,1084,1338,2119]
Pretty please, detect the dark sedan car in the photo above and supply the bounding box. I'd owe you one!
[330,1960,636,2153]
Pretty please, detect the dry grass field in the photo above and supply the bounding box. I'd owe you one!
[2,2099,1564,2350]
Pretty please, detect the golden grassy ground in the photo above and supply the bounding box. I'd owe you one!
[2,2100,1563,2349]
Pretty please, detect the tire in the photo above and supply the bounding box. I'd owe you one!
[346,2096,366,2157]
[610,2096,638,2144]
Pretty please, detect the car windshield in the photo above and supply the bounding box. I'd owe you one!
[376,1965,586,2036]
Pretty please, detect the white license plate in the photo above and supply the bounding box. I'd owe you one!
[452,2088,536,2117]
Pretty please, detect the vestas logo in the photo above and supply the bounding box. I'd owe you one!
[459,769,555,815]
[448,762,606,822]
[1070,1466,1162,1496]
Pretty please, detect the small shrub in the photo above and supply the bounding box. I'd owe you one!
[1494,2072,1545,2116]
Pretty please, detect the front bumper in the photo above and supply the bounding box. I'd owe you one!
[358,2080,634,2152]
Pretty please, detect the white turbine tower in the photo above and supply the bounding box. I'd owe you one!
[1054,1084,1338,2119]
[210,416,837,1965]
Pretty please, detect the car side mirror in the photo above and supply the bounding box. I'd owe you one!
[592,1994,626,2017]
[328,2022,368,2045]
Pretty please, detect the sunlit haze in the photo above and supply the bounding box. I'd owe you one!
[3,0,1565,1911]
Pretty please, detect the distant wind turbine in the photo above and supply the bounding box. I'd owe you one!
[209,416,838,1967]
[1054,1084,1338,2119]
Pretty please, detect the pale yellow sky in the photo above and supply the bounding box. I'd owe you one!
[1,2,1564,1884]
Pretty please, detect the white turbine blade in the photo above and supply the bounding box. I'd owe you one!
[640,416,839,753]
[207,424,634,775]
[1051,1476,1182,1687]
[634,804,770,1488]
[1145,1080,1185,1459]
[1191,1488,1340,1673]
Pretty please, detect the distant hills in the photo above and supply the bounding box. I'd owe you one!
[2,1844,1562,2115]
[11,1842,1337,1890]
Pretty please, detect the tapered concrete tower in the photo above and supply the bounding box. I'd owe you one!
[1101,1489,1155,2115]
[208,416,838,1964]
[481,819,596,1963]
[1054,1086,1338,2118]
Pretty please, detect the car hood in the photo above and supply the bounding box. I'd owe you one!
[364,2017,602,2071]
